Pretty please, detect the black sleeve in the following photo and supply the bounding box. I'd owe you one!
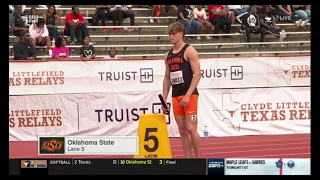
[255,15,260,28]
[177,6,186,19]
[90,46,96,54]
[28,42,36,58]
[177,6,184,14]
[13,43,25,60]
[241,13,250,27]
[79,46,84,57]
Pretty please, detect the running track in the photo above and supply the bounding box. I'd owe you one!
[9,134,310,159]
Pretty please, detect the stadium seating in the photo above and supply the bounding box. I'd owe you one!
[9,5,311,59]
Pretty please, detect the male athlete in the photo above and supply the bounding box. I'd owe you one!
[162,22,202,158]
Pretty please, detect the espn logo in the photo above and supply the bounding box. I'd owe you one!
[209,163,222,168]
[39,137,65,154]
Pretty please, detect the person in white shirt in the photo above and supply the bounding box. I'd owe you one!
[193,5,212,39]
[113,5,136,31]
[29,18,52,55]
[225,6,236,24]
[227,5,247,24]
[104,47,119,60]
[9,5,26,15]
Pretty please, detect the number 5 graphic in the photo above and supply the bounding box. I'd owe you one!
[144,128,159,152]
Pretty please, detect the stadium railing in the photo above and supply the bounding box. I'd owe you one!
[9,40,310,59]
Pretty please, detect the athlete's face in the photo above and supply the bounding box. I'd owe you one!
[169,31,183,44]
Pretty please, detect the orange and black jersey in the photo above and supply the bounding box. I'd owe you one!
[167,43,199,97]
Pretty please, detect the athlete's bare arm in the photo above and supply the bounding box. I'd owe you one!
[185,46,201,96]
[163,52,171,100]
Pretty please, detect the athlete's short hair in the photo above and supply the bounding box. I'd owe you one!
[168,22,185,37]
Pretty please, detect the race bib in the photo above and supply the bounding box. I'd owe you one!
[170,71,184,85]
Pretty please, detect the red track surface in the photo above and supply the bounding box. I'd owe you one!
[10,134,310,159]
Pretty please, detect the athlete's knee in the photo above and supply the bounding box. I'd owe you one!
[186,124,198,136]
[187,127,196,134]
[178,127,188,136]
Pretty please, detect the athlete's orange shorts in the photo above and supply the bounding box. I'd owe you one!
[172,94,198,117]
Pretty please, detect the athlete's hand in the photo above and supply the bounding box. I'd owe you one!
[180,95,190,107]
[161,102,169,115]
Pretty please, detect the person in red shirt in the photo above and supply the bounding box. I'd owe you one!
[64,5,90,45]
[208,5,231,36]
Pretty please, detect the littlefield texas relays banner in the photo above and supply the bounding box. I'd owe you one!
[9,56,310,141]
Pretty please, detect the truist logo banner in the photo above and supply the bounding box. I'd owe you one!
[200,66,243,80]
[98,68,154,83]
[95,102,171,124]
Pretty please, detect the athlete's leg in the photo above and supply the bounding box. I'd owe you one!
[175,116,192,158]
[172,97,192,158]
[184,95,201,158]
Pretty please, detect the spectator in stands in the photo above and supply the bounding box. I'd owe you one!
[208,5,232,37]
[259,6,286,42]
[104,47,119,59]
[254,5,263,13]
[43,5,61,41]
[113,5,136,31]
[241,6,266,45]
[176,5,201,39]
[243,5,250,12]
[150,5,164,23]
[92,5,114,32]
[26,7,40,26]
[9,5,29,36]
[64,5,90,45]
[9,5,13,15]
[9,5,27,15]
[38,5,61,8]
[29,18,52,55]
[150,5,179,23]
[193,5,212,39]
[13,31,36,60]
[52,36,69,60]
[276,5,292,17]
[225,6,236,24]
[169,5,178,12]
[270,5,277,15]
[227,5,247,23]
[292,5,310,27]
[228,5,246,16]
[80,36,96,59]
